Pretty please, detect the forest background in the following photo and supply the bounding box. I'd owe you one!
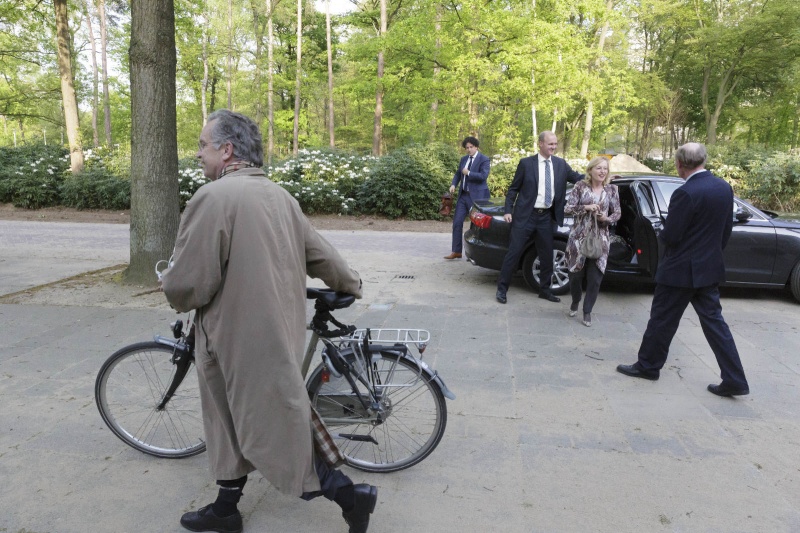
[1,0,799,280]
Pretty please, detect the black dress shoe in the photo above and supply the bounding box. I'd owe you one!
[342,484,378,533]
[180,504,243,533]
[538,291,560,303]
[496,290,507,304]
[707,383,749,397]
[616,363,659,381]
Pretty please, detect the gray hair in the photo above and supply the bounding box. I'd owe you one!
[207,110,264,167]
[674,142,707,170]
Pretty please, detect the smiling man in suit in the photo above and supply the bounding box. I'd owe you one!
[445,136,491,259]
[495,131,583,303]
[616,142,749,397]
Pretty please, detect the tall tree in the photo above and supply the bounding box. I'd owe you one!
[127,0,180,283]
[98,0,112,145]
[292,0,302,154]
[579,0,615,158]
[54,0,84,173]
[325,0,334,147]
[84,0,100,147]
[266,0,277,163]
[372,0,386,155]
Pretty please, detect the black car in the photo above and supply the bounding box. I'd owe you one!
[463,173,800,303]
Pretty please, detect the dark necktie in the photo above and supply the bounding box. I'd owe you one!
[544,159,552,207]
[464,156,473,192]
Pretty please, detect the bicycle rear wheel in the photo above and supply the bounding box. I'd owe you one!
[95,341,206,458]
[307,351,447,473]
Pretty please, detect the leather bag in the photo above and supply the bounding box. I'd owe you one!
[580,214,603,259]
[439,192,453,216]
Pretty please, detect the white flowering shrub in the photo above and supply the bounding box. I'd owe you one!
[178,157,209,209]
[267,149,375,214]
[0,143,68,208]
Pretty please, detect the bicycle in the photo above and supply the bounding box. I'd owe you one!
[95,286,455,472]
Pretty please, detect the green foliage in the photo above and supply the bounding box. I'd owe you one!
[358,143,457,220]
[739,152,800,212]
[268,149,375,214]
[488,150,533,198]
[60,167,130,210]
[0,143,68,208]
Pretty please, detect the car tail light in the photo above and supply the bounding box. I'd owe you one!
[470,211,492,229]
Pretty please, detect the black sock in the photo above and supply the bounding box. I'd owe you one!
[333,483,355,512]
[212,476,247,517]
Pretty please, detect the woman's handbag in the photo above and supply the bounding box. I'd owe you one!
[580,215,603,259]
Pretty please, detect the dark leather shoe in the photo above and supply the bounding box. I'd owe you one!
[496,290,507,304]
[539,291,560,303]
[616,363,659,381]
[343,484,378,533]
[707,383,749,397]
[443,252,462,259]
[180,504,243,533]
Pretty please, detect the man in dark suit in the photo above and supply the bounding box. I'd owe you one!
[495,131,583,303]
[617,142,749,397]
[445,136,491,259]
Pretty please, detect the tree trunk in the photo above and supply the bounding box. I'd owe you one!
[430,4,441,141]
[201,26,209,124]
[84,0,100,148]
[98,0,112,145]
[579,0,613,158]
[54,0,84,174]
[227,0,234,110]
[325,0,334,147]
[252,1,264,124]
[127,0,180,284]
[292,0,302,155]
[267,0,275,164]
[372,0,386,156]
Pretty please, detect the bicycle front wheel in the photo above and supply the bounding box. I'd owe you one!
[95,341,206,458]
[307,351,447,473]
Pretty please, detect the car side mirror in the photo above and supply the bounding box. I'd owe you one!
[734,208,752,223]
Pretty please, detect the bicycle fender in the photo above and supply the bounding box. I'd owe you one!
[404,354,456,401]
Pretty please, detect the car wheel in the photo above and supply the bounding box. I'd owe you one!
[522,240,570,295]
[791,261,800,303]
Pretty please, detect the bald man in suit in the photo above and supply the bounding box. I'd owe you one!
[495,131,583,304]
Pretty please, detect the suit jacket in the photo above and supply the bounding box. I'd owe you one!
[451,152,491,200]
[655,170,733,288]
[504,154,583,226]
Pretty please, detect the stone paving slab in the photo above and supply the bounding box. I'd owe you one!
[1,223,800,532]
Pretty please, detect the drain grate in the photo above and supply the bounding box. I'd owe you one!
[392,274,416,281]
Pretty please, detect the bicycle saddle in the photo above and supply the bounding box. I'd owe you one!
[306,287,356,310]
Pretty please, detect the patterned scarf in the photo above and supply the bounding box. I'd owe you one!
[218,160,258,180]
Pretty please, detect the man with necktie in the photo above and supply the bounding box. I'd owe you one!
[445,136,491,259]
[495,131,583,303]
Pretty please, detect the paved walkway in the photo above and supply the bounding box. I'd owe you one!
[1,222,800,532]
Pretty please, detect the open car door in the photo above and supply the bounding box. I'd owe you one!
[631,181,662,277]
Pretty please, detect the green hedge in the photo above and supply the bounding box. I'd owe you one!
[358,143,457,219]
[7,142,792,216]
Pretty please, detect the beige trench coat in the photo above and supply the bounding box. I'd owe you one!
[162,167,361,496]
